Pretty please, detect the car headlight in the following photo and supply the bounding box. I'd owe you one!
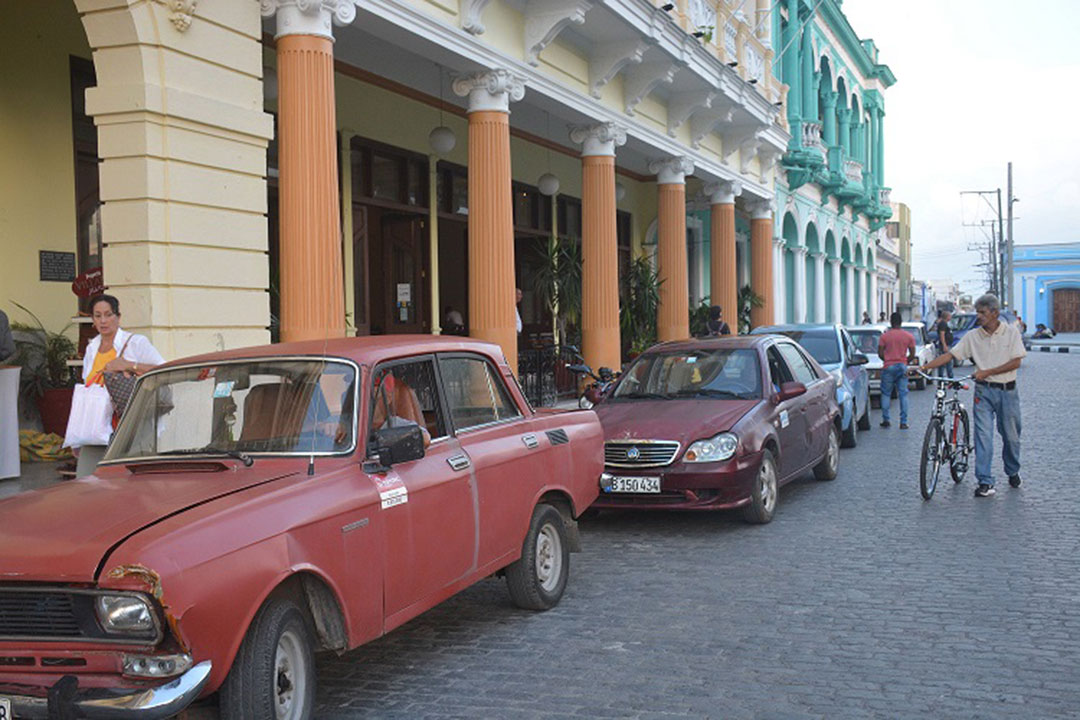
[95,594,156,636]
[684,433,738,463]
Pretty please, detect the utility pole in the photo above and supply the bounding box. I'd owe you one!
[996,188,1005,302]
[1006,162,1015,310]
[960,189,1002,295]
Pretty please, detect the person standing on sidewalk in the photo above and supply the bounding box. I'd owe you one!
[924,293,1025,497]
[878,312,916,429]
[934,310,954,379]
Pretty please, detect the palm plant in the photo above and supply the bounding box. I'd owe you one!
[689,297,713,338]
[10,302,77,412]
[737,285,765,334]
[620,255,662,357]
[532,234,582,346]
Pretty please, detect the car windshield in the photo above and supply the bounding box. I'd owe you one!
[104,359,357,462]
[849,330,882,355]
[949,314,973,332]
[611,348,762,400]
[902,327,924,345]
[774,330,841,365]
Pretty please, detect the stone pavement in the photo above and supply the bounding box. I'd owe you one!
[310,351,1080,719]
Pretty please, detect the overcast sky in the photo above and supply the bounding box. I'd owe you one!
[842,0,1080,296]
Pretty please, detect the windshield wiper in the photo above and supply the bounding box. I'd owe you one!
[159,446,254,466]
[616,391,671,400]
[674,388,743,399]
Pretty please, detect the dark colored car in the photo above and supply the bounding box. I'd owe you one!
[949,310,1020,362]
[751,324,870,449]
[592,336,841,524]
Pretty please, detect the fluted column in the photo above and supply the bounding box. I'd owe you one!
[838,108,851,156]
[454,69,525,371]
[830,258,843,323]
[748,200,775,329]
[801,25,816,123]
[792,246,808,323]
[264,0,355,342]
[869,271,879,320]
[571,122,626,373]
[772,236,786,325]
[821,90,837,147]
[857,267,868,320]
[814,253,827,322]
[874,107,885,186]
[706,180,741,327]
[650,157,694,342]
[845,263,855,324]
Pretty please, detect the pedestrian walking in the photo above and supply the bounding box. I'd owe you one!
[704,305,731,336]
[934,310,954,379]
[878,311,916,429]
[924,293,1025,497]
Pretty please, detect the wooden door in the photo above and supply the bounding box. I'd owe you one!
[382,214,426,334]
[352,205,371,336]
[1054,289,1080,333]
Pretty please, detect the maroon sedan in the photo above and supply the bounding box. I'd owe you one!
[593,335,841,523]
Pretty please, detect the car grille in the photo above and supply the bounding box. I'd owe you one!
[604,440,680,468]
[0,590,83,639]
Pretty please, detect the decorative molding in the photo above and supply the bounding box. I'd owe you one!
[748,198,774,220]
[720,125,764,166]
[667,90,716,137]
[623,61,680,115]
[589,39,650,99]
[705,179,742,205]
[524,0,594,66]
[569,122,627,157]
[452,69,526,113]
[648,156,694,185]
[689,106,734,149]
[260,0,356,39]
[757,146,780,181]
[168,0,197,31]
[460,0,492,34]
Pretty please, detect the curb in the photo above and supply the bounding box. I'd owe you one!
[1036,345,1077,354]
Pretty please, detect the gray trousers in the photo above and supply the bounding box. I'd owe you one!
[75,445,108,477]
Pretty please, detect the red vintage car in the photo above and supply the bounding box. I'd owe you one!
[593,336,841,522]
[0,336,601,719]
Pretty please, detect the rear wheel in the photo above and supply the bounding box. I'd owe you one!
[743,451,778,524]
[814,425,840,481]
[949,409,971,484]
[919,418,945,500]
[857,401,871,431]
[506,504,569,610]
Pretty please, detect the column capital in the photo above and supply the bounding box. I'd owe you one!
[649,156,694,185]
[260,0,356,41]
[838,108,852,122]
[569,122,626,157]
[793,246,809,258]
[453,69,526,113]
[747,198,774,220]
[772,236,786,250]
[830,257,842,267]
[705,179,742,205]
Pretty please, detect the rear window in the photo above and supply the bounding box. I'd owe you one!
[774,330,841,365]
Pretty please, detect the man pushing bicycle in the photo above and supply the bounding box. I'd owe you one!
[923,293,1026,498]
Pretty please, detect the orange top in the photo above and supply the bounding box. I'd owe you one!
[86,348,116,386]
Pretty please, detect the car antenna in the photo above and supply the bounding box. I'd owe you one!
[308,453,315,476]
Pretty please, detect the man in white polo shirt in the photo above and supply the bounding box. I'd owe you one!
[924,293,1025,497]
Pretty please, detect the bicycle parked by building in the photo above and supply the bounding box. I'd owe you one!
[916,370,974,500]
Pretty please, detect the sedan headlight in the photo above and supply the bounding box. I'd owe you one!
[684,433,738,463]
[95,594,156,636]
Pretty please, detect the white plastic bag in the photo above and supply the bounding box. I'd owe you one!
[63,383,114,448]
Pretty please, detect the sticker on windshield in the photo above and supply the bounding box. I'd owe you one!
[213,380,235,398]
[779,410,790,428]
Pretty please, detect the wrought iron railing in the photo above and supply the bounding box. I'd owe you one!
[517,345,582,408]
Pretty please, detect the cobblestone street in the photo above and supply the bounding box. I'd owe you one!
[312,352,1080,719]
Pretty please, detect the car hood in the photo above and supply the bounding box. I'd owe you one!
[0,464,297,583]
[595,398,760,447]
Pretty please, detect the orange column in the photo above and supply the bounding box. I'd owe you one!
[454,70,525,372]
[268,4,351,343]
[572,123,626,373]
[749,200,774,329]
[707,180,741,330]
[650,157,694,343]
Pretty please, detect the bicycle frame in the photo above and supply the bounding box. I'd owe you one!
[918,371,973,499]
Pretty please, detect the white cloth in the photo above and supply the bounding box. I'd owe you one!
[949,321,1026,383]
[82,328,165,383]
[0,366,20,478]
[516,308,522,333]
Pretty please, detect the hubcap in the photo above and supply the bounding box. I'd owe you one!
[274,629,308,720]
[535,522,563,593]
[827,429,839,473]
[759,461,777,513]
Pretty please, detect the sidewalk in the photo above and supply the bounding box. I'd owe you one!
[0,459,67,500]
[1030,332,1080,353]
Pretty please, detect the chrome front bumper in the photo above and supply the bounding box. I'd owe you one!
[3,661,210,719]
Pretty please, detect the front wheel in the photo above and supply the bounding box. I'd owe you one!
[219,597,315,720]
[919,418,945,500]
[506,504,570,610]
[949,409,971,484]
[814,424,840,481]
[743,450,778,524]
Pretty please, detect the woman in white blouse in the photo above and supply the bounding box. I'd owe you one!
[69,294,164,477]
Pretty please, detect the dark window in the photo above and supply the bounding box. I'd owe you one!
[557,196,582,240]
[440,355,521,431]
[371,152,403,202]
[617,210,632,285]
[774,330,841,365]
[885,221,900,239]
[766,346,794,390]
[369,358,446,445]
[777,343,817,385]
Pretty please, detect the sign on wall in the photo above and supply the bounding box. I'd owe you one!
[39,251,76,282]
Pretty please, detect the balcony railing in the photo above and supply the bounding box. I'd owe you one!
[878,187,892,206]
[844,160,864,184]
[802,122,823,149]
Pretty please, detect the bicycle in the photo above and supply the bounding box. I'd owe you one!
[916,371,973,500]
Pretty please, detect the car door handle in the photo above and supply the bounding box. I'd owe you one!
[447,453,471,471]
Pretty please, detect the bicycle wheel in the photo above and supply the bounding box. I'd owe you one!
[920,418,945,500]
[949,409,971,484]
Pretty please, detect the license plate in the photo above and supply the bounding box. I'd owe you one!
[608,476,661,493]
[0,696,11,720]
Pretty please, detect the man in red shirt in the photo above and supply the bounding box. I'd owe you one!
[878,311,917,428]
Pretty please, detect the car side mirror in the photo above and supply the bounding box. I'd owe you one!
[366,425,425,470]
[848,353,869,366]
[773,381,807,403]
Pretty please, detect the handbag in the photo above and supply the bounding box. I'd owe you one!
[103,336,137,421]
[63,383,114,448]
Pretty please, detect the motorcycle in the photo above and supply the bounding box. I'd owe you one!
[566,359,619,410]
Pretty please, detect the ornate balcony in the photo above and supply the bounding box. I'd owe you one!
[844,159,864,184]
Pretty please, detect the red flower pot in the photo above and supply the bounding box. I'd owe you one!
[36,387,73,437]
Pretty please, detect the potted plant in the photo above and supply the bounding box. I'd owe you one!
[620,255,662,362]
[11,302,78,436]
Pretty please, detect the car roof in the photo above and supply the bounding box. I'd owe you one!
[642,335,767,353]
[750,323,841,334]
[158,335,509,370]
[847,324,889,332]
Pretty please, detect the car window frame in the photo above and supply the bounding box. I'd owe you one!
[776,342,818,385]
[840,328,857,362]
[366,353,452,457]
[436,351,524,435]
[765,344,795,390]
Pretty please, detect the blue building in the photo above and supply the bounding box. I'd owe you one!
[1013,243,1080,333]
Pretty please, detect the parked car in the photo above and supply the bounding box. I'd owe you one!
[752,324,870,449]
[848,324,887,406]
[592,336,841,524]
[0,336,602,720]
[901,322,935,389]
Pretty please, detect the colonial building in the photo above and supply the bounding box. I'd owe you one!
[889,201,915,320]
[1013,242,1080,333]
[2,0,798,380]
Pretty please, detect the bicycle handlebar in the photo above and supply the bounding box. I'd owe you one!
[916,370,973,386]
